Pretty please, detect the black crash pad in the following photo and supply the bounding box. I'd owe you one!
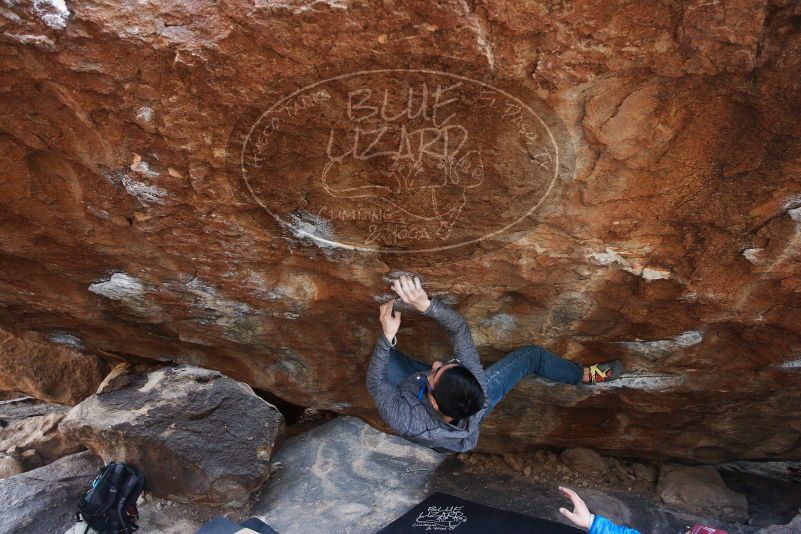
[195,516,278,534]
[378,492,584,534]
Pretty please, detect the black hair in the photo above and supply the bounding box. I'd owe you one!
[432,366,485,421]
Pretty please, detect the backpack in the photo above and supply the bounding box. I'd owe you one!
[76,462,145,534]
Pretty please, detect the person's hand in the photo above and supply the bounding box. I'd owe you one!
[391,275,431,313]
[558,486,594,530]
[379,299,401,342]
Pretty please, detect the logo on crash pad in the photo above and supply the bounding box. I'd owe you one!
[236,67,573,254]
[412,505,468,530]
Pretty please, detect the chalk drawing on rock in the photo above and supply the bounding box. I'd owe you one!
[230,63,575,257]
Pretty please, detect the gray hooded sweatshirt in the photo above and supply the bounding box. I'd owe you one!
[365,297,489,452]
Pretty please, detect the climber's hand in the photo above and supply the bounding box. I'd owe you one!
[558,486,594,530]
[391,275,431,313]
[379,299,401,342]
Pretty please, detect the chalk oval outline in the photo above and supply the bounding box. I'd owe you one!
[240,68,562,254]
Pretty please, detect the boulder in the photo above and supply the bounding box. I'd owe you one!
[0,451,103,534]
[0,328,108,405]
[560,447,609,474]
[60,365,286,508]
[657,465,749,522]
[252,416,446,533]
[0,398,84,469]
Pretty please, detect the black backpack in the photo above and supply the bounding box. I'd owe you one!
[76,462,145,534]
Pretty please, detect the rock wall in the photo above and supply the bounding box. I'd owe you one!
[0,0,800,461]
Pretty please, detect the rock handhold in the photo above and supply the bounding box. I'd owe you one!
[0,451,103,534]
[560,447,609,474]
[0,328,108,405]
[656,465,749,522]
[59,365,285,508]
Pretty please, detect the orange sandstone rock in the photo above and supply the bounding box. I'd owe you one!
[0,0,799,461]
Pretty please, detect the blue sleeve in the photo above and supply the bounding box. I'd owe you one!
[589,515,642,534]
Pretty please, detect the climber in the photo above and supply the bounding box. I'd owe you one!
[559,486,641,534]
[557,486,728,534]
[365,275,624,453]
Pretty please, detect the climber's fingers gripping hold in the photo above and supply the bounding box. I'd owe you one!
[391,275,430,313]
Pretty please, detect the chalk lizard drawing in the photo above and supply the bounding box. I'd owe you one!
[319,85,486,238]
[412,505,468,530]
[237,68,569,253]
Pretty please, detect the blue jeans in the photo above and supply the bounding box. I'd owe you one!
[386,345,584,421]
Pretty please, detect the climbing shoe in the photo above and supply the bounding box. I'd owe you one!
[584,360,624,385]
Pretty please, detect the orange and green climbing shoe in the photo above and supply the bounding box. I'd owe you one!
[583,360,624,385]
